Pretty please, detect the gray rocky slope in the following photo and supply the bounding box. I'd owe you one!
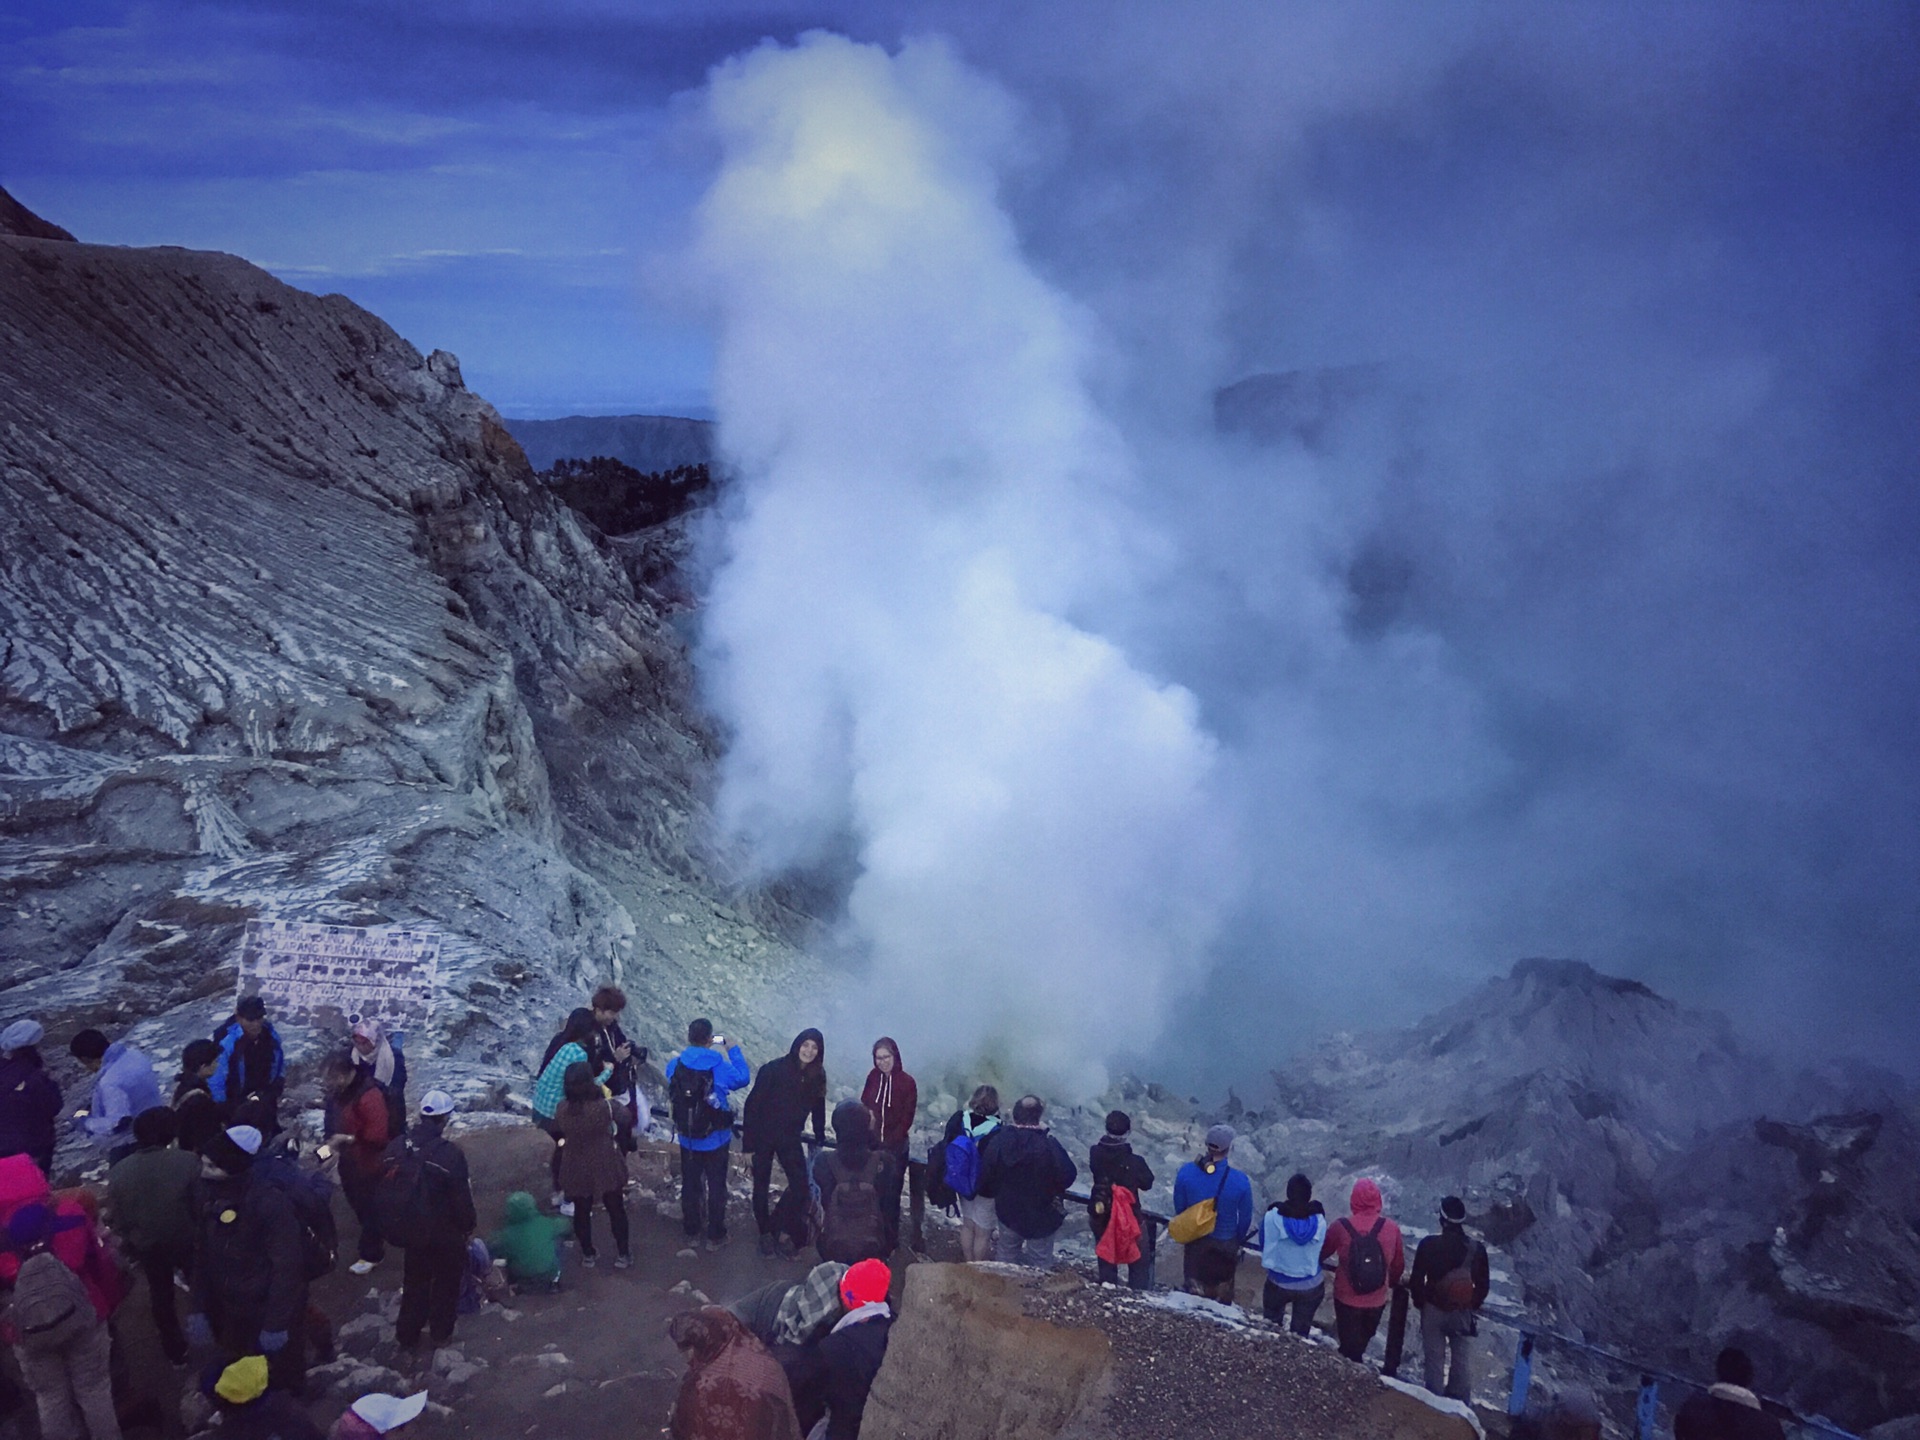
[0,197,821,1140]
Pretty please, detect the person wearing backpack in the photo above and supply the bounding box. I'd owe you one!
[173,1040,225,1153]
[814,1101,895,1264]
[4,1203,121,1440]
[243,1115,341,1301]
[321,1051,392,1276]
[1262,1173,1328,1335]
[1321,1176,1406,1365]
[1089,1110,1156,1289]
[1408,1195,1490,1400]
[531,1009,606,1217]
[0,1020,61,1178]
[210,996,287,1118]
[978,1096,1077,1267]
[936,1086,1001,1261]
[188,1125,308,1395]
[554,1063,632,1269]
[665,1019,750,1251]
[379,1091,476,1358]
[1171,1125,1254,1303]
[108,1106,200,1363]
[741,1028,826,1259]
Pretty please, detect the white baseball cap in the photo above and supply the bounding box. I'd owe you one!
[226,1125,264,1156]
[418,1090,456,1117]
[350,1390,429,1433]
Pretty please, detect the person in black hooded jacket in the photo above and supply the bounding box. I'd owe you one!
[978,1095,1076,1267]
[1088,1110,1156,1289]
[742,1028,826,1258]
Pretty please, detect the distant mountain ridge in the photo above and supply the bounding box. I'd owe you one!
[503,412,713,474]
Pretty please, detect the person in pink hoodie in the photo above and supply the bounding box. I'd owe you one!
[1320,1177,1406,1365]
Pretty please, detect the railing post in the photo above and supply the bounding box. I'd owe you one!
[1508,1332,1535,1417]
[1637,1376,1661,1440]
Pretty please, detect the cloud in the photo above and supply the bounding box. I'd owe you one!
[689,32,1236,1093]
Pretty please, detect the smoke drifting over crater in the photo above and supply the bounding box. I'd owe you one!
[690,34,1235,1091]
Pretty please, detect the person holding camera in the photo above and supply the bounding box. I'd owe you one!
[665,1019,750,1251]
[586,986,647,1153]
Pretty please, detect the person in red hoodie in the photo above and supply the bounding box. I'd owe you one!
[1320,1177,1406,1366]
[859,1039,919,1254]
[0,1155,124,1320]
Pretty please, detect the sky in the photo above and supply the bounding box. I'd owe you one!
[4,2,1917,1085]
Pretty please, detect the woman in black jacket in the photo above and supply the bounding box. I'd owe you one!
[742,1028,826,1257]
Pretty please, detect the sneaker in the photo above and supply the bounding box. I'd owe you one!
[348,1260,376,1276]
[757,1234,777,1258]
[704,1235,727,1253]
[549,1190,566,1210]
[558,1200,576,1218]
[613,1253,633,1271]
[579,1252,597,1268]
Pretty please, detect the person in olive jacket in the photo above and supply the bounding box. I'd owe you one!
[977,1095,1077,1267]
[742,1028,827,1258]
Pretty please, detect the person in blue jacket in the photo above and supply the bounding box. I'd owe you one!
[209,995,286,1116]
[664,1018,750,1251]
[1173,1123,1254,1304]
[69,1028,163,1154]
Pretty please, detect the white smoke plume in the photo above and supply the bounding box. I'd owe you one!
[690,32,1234,1092]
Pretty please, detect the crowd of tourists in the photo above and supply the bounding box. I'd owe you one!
[0,994,1788,1440]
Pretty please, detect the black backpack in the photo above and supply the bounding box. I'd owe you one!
[372,1136,442,1249]
[923,1139,955,1209]
[256,1154,339,1281]
[1342,1216,1389,1294]
[817,1152,885,1263]
[670,1063,724,1142]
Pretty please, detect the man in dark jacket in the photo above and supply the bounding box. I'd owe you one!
[0,1020,61,1176]
[979,1095,1077,1267]
[1089,1110,1156,1289]
[742,1028,827,1258]
[188,1125,309,1395]
[586,985,644,1153]
[210,995,286,1117]
[173,1038,224,1153]
[1409,1195,1491,1400]
[109,1105,200,1362]
[1674,1349,1787,1440]
[816,1257,892,1440]
[389,1090,477,1357]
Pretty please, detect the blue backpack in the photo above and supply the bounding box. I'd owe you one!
[945,1121,992,1200]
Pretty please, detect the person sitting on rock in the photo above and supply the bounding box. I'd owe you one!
[814,1101,894,1264]
[978,1095,1078,1268]
[173,1040,225,1154]
[1261,1172,1328,1336]
[210,996,286,1118]
[487,1191,570,1292]
[1089,1109,1156,1290]
[725,1259,848,1425]
[1409,1194,1490,1401]
[0,1020,61,1178]
[1173,1124,1254,1304]
[68,1028,162,1157]
[666,1306,802,1440]
[555,1062,632,1269]
[1674,1348,1786,1440]
[814,1258,893,1440]
[1321,1176,1405,1365]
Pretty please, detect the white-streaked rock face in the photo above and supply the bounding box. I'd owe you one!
[0,227,822,1153]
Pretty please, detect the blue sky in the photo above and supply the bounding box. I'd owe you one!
[5,2,1918,1070]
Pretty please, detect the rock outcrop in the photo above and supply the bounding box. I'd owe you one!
[0,220,819,1156]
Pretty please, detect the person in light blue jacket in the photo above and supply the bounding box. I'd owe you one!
[68,1028,162,1152]
[1262,1172,1329,1335]
[664,1018,751,1250]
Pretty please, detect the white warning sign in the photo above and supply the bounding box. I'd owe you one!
[237,920,440,1032]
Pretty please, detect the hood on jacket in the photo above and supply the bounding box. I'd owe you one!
[502,1191,539,1225]
[867,1035,904,1078]
[673,1044,729,1072]
[0,1153,50,1211]
[789,1028,825,1065]
[831,1099,872,1153]
[1279,1172,1325,1221]
[1349,1177,1384,1226]
[790,1028,826,1095]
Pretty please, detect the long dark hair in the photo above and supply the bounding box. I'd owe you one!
[792,1028,826,1102]
[541,1007,597,1072]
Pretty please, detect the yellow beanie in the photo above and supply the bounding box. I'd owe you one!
[215,1355,270,1405]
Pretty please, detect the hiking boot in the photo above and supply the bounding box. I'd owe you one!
[757,1233,777,1258]
[613,1252,633,1270]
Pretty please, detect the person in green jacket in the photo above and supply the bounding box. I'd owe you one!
[488,1190,570,1291]
[107,1105,200,1362]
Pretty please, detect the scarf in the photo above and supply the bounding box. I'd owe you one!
[830,1302,891,1334]
[352,1020,395,1088]
[1708,1385,1762,1411]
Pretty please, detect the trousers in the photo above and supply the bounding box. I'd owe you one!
[1335,1299,1387,1363]
[133,1241,191,1361]
[569,1191,630,1258]
[397,1240,465,1350]
[679,1143,731,1241]
[1264,1277,1325,1335]
[992,1230,1056,1267]
[751,1142,809,1246]
[17,1326,120,1440]
[1420,1304,1476,1401]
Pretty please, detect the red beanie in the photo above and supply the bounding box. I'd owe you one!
[840,1257,891,1309]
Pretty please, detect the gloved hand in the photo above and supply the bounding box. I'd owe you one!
[185,1313,213,1350]
[258,1329,288,1354]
